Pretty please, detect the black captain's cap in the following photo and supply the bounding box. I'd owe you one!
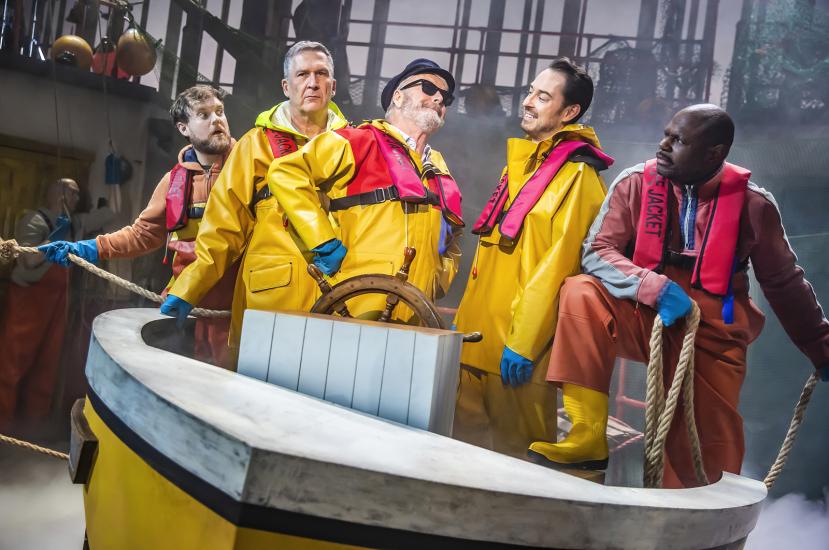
[381,58,455,111]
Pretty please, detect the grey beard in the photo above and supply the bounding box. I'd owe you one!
[401,97,443,134]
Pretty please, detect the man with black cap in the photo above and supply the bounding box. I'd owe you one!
[267,59,464,320]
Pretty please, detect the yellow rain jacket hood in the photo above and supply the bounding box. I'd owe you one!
[267,119,462,321]
[170,101,348,366]
[453,124,608,374]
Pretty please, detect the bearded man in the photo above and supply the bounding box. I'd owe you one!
[40,85,235,367]
[266,58,464,320]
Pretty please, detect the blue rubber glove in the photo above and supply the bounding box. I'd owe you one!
[438,218,452,255]
[47,214,72,241]
[656,281,692,327]
[500,347,534,387]
[311,238,347,276]
[160,294,194,328]
[38,239,98,267]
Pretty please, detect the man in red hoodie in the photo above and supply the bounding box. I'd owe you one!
[529,104,829,487]
[40,84,236,367]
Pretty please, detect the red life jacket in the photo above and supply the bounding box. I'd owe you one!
[165,131,298,232]
[472,140,613,240]
[366,125,464,226]
[632,159,750,296]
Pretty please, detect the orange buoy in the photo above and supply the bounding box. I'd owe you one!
[116,28,157,77]
[51,35,94,71]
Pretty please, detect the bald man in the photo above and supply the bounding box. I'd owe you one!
[528,104,829,487]
[0,178,112,431]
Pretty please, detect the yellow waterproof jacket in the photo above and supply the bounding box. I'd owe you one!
[453,124,608,375]
[170,102,348,362]
[267,119,462,320]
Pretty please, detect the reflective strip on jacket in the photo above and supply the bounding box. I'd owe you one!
[170,102,349,359]
[453,124,608,374]
[267,119,462,321]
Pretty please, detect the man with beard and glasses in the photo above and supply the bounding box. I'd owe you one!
[160,41,348,369]
[39,84,235,368]
[266,58,464,321]
[529,104,829,487]
[451,58,612,458]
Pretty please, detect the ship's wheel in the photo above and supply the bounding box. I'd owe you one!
[308,247,481,342]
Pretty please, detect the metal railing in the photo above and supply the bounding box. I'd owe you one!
[2,0,715,119]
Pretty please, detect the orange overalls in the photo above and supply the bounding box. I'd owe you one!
[0,265,69,430]
[548,163,829,488]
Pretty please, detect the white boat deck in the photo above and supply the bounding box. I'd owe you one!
[85,308,767,549]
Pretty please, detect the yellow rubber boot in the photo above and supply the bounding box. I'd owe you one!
[527,383,609,470]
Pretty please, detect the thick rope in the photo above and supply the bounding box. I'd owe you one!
[0,239,229,319]
[0,433,69,460]
[643,300,818,490]
[763,372,818,489]
[644,302,708,488]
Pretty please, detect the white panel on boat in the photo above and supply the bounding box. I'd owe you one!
[432,334,462,435]
[378,329,416,424]
[236,310,276,382]
[240,310,462,436]
[323,322,361,407]
[266,313,306,390]
[297,316,334,398]
[408,332,440,431]
[351,324,388,416]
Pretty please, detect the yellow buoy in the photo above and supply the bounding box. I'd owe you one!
[51,35,94,71]
[116,28,157,77]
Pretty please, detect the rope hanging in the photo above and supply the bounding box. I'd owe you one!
[644,301,708,488]
[0,239,229,319]
[643,300,819,490]
[0,433,69,460]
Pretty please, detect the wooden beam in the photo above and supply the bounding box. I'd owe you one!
[480,0,505,85]
[158,0,183,100]
[363,0,389,108]
[559,0,581,57]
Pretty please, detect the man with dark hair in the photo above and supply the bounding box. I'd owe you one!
[451,58,612,457]
[39,84,235,367]
[529,104,829,487]
[265,58,463,321]
[160,41,348,367]
[546,58,593,123]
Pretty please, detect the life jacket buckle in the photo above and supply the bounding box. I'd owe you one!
[374,186,399,204]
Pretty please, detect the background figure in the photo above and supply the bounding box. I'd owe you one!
[0,178,111,433]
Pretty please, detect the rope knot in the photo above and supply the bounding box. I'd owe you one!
[0,239,21,263]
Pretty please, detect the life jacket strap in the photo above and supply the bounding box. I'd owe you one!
[328,185,440,212]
